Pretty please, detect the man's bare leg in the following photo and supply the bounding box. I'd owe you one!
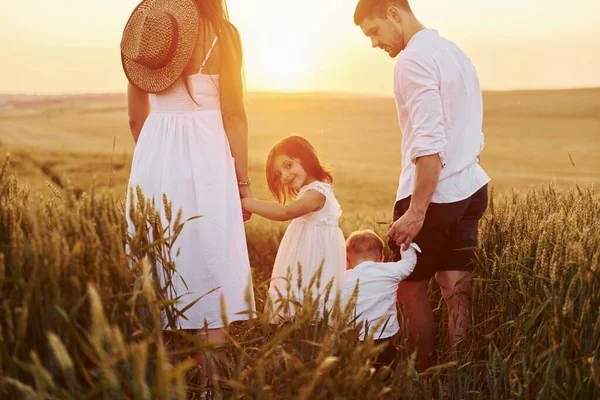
[396,279,435,371]
[436,270,472,361]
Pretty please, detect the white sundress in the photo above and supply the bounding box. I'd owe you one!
[268,181,346,317]
[126,37,255,330]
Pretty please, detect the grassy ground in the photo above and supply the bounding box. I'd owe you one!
[0,89,599,398]
[0,155,598,398]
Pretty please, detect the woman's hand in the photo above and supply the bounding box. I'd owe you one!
[239,185,253,222]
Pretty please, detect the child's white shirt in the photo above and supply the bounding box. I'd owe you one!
[343,244,420,340]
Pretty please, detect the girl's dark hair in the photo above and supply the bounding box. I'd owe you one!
[266,136,333,204]
[183,0,244,104]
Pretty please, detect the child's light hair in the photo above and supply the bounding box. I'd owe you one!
[266,136,333,204]
[346,229,385,259]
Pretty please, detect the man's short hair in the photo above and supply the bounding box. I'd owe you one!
[353,0,411,25]
[346,229,385,258]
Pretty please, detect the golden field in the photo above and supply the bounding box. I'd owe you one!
[1,88,598,275]
[1,88,598,278]
[1,88,598,202]
[0,88,599,398]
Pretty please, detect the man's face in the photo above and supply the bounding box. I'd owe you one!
[359,15,404,57]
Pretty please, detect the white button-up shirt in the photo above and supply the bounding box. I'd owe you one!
[343,244,419,340]
[394,29,490,203]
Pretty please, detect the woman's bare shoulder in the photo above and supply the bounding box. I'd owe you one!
[185,22,220,75]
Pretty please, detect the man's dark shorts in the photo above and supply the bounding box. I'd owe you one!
[389,184,489,282]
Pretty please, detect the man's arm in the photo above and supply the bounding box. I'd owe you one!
[388,55,445,250]
[411,153,442,215]
[388,154,441,250]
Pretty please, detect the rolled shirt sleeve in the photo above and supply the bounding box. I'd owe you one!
[397,55,447,166]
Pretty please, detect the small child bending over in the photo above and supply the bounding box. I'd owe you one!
[344,229,420,368]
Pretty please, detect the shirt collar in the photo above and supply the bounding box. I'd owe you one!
[352,260,376,271]
[406,28,439,49]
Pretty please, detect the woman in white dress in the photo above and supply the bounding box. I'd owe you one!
[121,0,255,384]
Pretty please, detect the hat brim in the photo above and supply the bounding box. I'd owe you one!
[121,0,199,94]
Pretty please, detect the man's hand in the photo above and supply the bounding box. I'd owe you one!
[387,207,425,251]
[388,154,441,250]
[239,185,253,222]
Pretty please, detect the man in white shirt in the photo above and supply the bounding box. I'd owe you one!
[354,0,490,370]
[344,230,419,368]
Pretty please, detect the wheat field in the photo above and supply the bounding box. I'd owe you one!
[1,88,598,197]
[0,88,599,398]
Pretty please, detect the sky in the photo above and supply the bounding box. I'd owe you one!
[0,0,599,95]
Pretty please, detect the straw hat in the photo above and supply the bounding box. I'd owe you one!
[121,0,199,93]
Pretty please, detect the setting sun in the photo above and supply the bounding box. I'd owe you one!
[0,0,598,94]
[261,45,309,80]
[251,43,312,91]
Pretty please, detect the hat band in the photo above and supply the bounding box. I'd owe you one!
[148,12,180,70]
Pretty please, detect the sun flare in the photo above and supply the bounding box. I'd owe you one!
[264,47,307,78]
[248,42,313,92]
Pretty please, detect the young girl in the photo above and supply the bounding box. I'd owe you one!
[241,136,346,318]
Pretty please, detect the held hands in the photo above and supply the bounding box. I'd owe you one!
[240,197,252,210]
[239,185,253,222]
[387,207,425,251]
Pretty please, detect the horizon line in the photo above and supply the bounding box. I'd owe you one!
[1,85,599,98]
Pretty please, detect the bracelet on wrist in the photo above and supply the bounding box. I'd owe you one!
[238,178,251,187]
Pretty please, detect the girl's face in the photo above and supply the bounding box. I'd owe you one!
[273,155,312,191]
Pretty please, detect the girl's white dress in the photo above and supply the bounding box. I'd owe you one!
[268,181,346,316]
[126,38,255,330]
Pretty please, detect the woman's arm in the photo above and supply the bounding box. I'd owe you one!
[241,191,325,222]
[220,25,249,184]
[127,82,150,144]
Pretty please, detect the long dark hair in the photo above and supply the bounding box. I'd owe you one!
[183,0,244,103]
[266,136,333,204]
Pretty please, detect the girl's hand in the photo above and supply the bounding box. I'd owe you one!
[239,186,253,221]
[239,185,252,199]
[241,198,257,220]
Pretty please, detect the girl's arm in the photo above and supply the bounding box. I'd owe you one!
[127,82,150,144]
[241,190,325,222]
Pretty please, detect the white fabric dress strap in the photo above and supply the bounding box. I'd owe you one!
[198,36,219,74]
